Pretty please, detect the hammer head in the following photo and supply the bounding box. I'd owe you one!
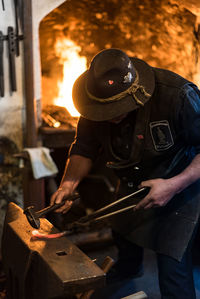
[24,206,40,229]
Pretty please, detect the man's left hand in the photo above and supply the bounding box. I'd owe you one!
[134,178,177,210]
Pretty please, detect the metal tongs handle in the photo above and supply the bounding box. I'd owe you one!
[68,187,149,230]
[0,31,4,97]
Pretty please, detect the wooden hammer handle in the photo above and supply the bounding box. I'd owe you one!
[36,192,80,217]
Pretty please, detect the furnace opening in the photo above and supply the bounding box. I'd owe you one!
[39,0,200,128]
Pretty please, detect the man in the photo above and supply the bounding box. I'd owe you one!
[51,48,200,298]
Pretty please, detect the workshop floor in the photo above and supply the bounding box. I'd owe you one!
[82,241,200,299]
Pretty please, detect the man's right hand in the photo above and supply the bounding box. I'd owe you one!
[50,186,74,214]
[50,155,93,214]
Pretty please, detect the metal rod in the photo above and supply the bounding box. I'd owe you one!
[14,0,20,56]
[2,0,5,10]
[78,187,147,223]
[66,202,138,233]
[0,31,4,97]
[92,203,137,222]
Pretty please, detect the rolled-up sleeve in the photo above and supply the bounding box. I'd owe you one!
[178,83,200,154]
[69,117,102,161]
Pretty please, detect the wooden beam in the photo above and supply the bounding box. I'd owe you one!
[23,0,37,148]
[22,1,45,210]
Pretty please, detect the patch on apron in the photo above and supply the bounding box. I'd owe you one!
[150,120,174,151]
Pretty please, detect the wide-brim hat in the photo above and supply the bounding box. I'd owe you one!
[72,48,155,121]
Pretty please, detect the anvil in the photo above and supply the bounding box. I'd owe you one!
[2,202,105,299]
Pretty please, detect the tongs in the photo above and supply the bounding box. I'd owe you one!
[31,187,149,240]
[66,187,149,233]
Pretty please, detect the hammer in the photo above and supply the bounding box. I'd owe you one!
[24,192,80,229]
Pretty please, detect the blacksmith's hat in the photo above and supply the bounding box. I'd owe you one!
[72,48,155,121]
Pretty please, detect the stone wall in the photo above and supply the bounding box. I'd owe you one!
[40,0,200,106]
[0,1,25,248]
[0,2,24,150]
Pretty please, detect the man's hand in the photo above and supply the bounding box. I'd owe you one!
[50,155,93,214]
[50,186,74,214]
[134,178,178,210]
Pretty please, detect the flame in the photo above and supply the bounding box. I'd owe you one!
[54,39,87,116]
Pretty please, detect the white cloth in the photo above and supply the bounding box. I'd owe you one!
[24,147,58,179]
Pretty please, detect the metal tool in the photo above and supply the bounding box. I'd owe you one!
[66,187,149,232]
[14,0,20,56]
[18,0,24,33]
[1,0,5,10]
[24,192,80,229]
[0,31,4,97]
[7,26,17,92]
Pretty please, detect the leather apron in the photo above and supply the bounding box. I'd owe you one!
[103,94,200,261]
